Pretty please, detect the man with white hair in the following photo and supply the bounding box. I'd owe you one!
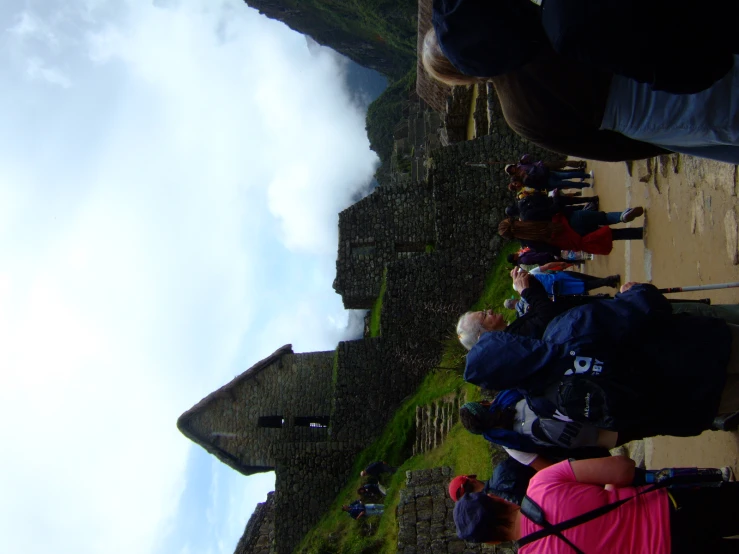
[457,268,568,349]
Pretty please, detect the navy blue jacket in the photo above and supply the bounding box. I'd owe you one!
[465,284,731,436]
[433,0,735,94]
[542,0,736,94]
[485,458,536,505]
[432,0,547,77]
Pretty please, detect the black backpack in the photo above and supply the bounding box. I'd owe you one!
[524,348,648,430]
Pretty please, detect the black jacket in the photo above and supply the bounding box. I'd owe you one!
[506,277,577,338]
[518,195,564,222]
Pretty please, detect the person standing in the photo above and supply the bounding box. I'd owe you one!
[453,456,739,552]
[361,461,397,478]
[342,500,384,519]
[498,207,645,256]
[448,458,537,506]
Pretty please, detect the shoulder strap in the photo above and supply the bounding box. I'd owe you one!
[518,484,663,551]
[520,496,585,554]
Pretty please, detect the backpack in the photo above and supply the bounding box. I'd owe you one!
[523,347,647,430]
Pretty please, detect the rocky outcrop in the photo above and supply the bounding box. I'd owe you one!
[244,0,416,78]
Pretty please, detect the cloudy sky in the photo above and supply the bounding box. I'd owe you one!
[0,1,383,553]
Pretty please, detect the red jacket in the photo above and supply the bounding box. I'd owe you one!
[549,213,613,255]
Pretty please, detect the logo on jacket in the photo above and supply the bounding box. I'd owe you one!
[564,353,604,376]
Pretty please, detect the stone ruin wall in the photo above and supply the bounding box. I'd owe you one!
[397,467,511,554]
[330,337,404,442]
[378,133,565,354]
[273,442,364,554]
[334,181,437,309]
[236,492,276,554]
[223,106,566,554]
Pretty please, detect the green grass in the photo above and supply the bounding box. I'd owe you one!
[368,269,388,337]
[297,377,494,554]
[473,241,522,314]
[298,370,476,554]
[437,241,521,372]
[296,243,521,553]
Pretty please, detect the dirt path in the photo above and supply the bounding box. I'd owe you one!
[579,155,739,471]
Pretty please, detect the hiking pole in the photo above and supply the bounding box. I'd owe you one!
[668,298,712,305]
[659,282,739,294]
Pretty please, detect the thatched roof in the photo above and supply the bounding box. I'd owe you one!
[177,344,293,476]
[416,0,451,112]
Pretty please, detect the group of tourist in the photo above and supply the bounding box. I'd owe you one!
[343,0,739,548]
[506,155,594,195]
[451,236,739,550]
[423,0,739,544]
[501,158,626,302]
[341,461,395,520]
[500,155,646,257]
[451,188,739,554]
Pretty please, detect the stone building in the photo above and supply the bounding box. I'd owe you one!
[177,343,386,554]
[179,128,562,553]
[179,67,566,553]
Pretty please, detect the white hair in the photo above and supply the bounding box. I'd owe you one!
[503,299,517,310]
[456,312,484,351]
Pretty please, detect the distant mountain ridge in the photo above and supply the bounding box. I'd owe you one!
[305,36,388,109]
[244,0,418,79]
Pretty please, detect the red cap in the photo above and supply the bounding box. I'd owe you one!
[448,474,476,501]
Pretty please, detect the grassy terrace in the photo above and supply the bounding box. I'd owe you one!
[368,269,388,337]
[298,242,520,553]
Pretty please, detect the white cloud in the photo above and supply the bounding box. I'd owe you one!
[26,56,72,86]
[0,0,380,553]
[7,11,59,49]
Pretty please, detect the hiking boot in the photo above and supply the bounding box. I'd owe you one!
[607,275,621,288]
[712,410,739,431]
[583,201,599,211]
[620,207,645,223]
[721,466,736,482]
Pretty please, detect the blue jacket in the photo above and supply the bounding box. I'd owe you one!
[532,272,586,296]
[465,285,731,436]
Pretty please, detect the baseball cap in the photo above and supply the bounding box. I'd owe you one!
[448,474,476,501]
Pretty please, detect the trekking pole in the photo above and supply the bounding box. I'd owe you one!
[668,298,712,305]
[659,282,739,294]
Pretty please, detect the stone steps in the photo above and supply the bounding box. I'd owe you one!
[413,393,464,456]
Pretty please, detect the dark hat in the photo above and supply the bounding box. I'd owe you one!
[453,492,493,542]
